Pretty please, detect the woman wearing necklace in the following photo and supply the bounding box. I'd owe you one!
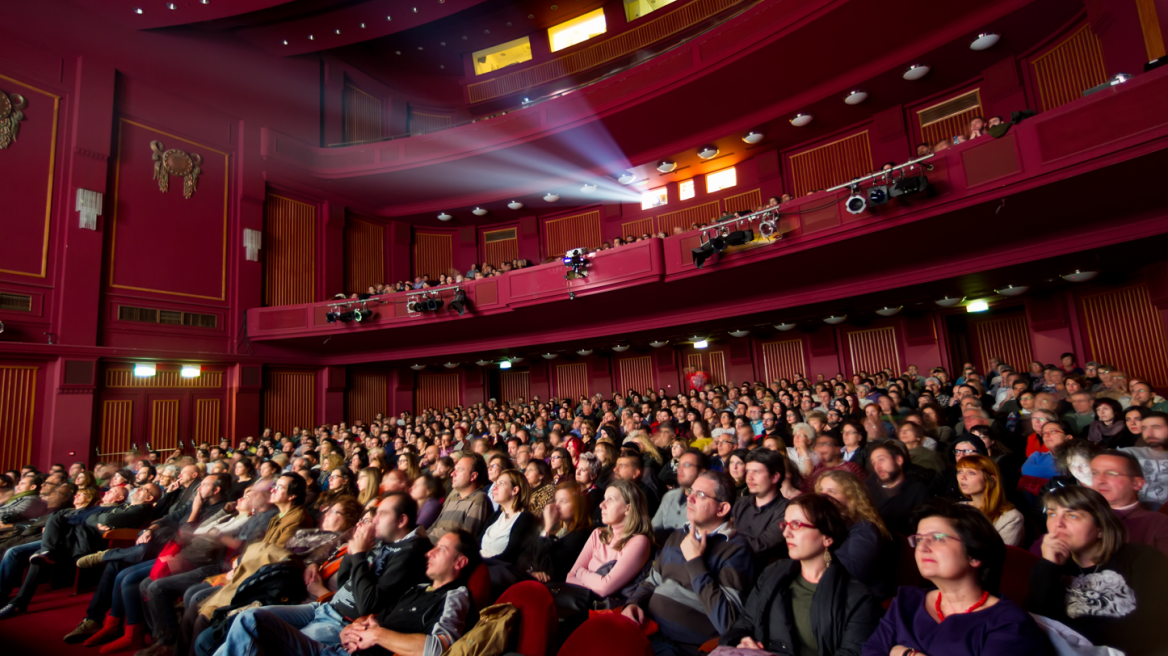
[1026,486,1168,656]
[863,501,1045,656]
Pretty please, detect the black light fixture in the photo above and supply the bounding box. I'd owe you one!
[692,230,730,269]
[562,247,589,279]
[326,311,341,323]
[845,185,867,215]
[725,228,754,246]
[868,185,889,206]
[891,176,930,197]
[352,308,373,321]
[425,296,444,312]
[449,289,470,316]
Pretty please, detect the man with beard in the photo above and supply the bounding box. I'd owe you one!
[864,440,929,536]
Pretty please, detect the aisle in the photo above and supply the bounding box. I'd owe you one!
[0,587,113,655]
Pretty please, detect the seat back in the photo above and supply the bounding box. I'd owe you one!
[1000,545,1039,605]
[467,562,495,611]
[892,533,926,590]
[497,581,558,656]
[558,614,651,656]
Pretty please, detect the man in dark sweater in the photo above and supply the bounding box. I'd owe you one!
[212,492,434,656]
[865,441,930,536]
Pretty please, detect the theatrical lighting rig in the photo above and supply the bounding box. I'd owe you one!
[325,299,377,324]
[831,154,934,217]
[563,247,590,279]
[405,284,472,317]
[690,205,782,269]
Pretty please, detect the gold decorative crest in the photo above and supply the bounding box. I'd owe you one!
[151,140,203,199]
[0,89,27,150]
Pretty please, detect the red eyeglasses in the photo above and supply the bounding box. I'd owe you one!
[778,520,818,531]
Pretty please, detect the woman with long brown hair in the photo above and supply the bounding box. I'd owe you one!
[481,469,535,563]
[550,448,575,485]
[566,479,653,603]
[396,451,422,482]
[355,466,382,508]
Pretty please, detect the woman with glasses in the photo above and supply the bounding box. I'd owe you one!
[955,455,1022,546]
[721,494,882,655]
[550,448,575,485]
[863,501,1045,656]
[1019,420,1075,498]
[313,467,356,519]
[1027,486,1168,656]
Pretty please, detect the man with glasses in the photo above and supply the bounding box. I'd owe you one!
[652,450,708,543]
[732,449,788,569]
[1122,412,1168,510]
[623,471,752,656]
[804,433,865,492]
[1084,450,1168,556]
[710,435,735,473]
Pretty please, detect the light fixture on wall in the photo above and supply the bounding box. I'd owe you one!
[742,131,764,144]
[76,189,102,230]
[576,349,593,356]
[875,306,902,317]
[903,64,931,80]
[728,329,750,338]
[789,113,813,127]
[773,322,797,331]
[410,364,426,371]
[823,315,847,325]
[472,207,488,216]
[543,193,559,202]
[697,146,719,160]
[244,228,262,262]
[967,300,990,313]
[618,171,637,184]
[581,183,597,193]
[649,340,669,348]
[443,362,459,369]
[656,161,677,173]
[134,364,156,377]
[995,285,1029,297]
[437,212,453,221]
[180,365,201,378]
[507,201,523,210]
[1061,270,1099,282]
[612,344,630,352]
[935,296,965,307]
[499,360,512,369]
[970,32,1000,50]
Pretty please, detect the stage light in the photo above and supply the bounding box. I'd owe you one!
[725,229,754,246]
[543,193,559,202]
[472,207,488,216]
[1061,270,1099,282]
[823,315,847,325]
[692,240,716,269]
[449,289,471,316]
[425,296,445,311]
[180,365,201,378]
[846,186,867,215]
[774,322,797,331]
[134,364,156,377]
[875,306,902,317]
[742,131,764,144]
[935,296,964,307]
[996,285,1029,297]
[499,360,512,369]
[967,300,990,313]
[697,146,719,160]
[656,161,677,173]
[507,201,523,210]
[868,185,889,206]
[562,247,589,278]
[326,311,341,323]
[694,340,709,349]
[352,308,373,321]
[970,32,999,50]
[903,64,930,80]
[844,90,868,105]
[438,212,452,221]
[890,176,929,197]
[790,113,813,127]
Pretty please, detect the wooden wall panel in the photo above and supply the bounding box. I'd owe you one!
[0,366,37,472]
[409,110,452,136]
[555,363,589,401]
[972,315,1033,378]
[722,189,762,214]
[416,373,460,412]
[657,201,720,235]
[194,398,221,443]
[789,131,873,197]
[264,194,316,306]
[761,339,806,384]
[921,105,983,147]
[544,211,602,258]
[344,218,385,294]
[708,351,727,386]
[846,326,900,374]
[263,371,317,433]
[618,356,654,394]
[1030,23,1107,113]
[1080,285,1168,387]
[106,369,223,388]
[1136,0,1166,61]
[342,83,383,143]
[150,399,180,450]
[501,371,530,403]
[347,372,388,423]
[100,399,133,461]
[620,218,655,237]
[483,228,519,267]
[413,232,454,280]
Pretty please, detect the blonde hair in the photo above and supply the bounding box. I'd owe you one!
[815,470,890,539]
[625,430,663,465]
[598,479,654,551]
[956,455,1015,522]
[357,467,382,506]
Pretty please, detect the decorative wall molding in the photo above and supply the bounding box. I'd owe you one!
[0,89,27,149]
[74,147,109,162]
[151,140,203,199]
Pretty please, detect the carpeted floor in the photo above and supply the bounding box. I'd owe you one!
[0,586,127,655]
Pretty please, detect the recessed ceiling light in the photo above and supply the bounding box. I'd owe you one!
[844,90,868,105]
[618,171,636,184]
[657,160,677,173]
[412,7,418,12]
[360,22,366,28]
[387,15,392,20]
[1061,270,1099,282]
[134,7,144,13]
[282,40,289,45]
[543,192,559,202]
[308,34,315,40]
[437,212,452,221]
[472,207,488,216]
[742,131,764,144]
[790,113,813,127]
[903,64,931,80]
[507,200,523,210]
[970,32,1000,50]
[697,146,719,160]
[166,2,177,9]
[335,29,341,34]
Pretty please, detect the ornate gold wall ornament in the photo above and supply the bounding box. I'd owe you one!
[0,89,27,149]
[150,140,203,199]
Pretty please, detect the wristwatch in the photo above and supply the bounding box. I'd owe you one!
[902,648,916,656]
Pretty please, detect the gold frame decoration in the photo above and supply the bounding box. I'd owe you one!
[0,89,27,149]
[150,140,203,199]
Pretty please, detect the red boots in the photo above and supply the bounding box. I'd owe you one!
[98,623,146,654]
[83,616,123,647]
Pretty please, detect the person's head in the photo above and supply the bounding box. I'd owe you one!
[1040,420,1073,452]
[1043,485,1127,566]
[955,455,1011,517]
[74,486,100,509]
[910,500,1006,593]
[814,469,889,537]
[686,471,734,530]
[676,449,709,489]
[410,473,442,503]
[271,473,307,507]
[321,495,364,533]
[426,529,479,587]
[452,455,487,493]
[813,433,842,465]
[1143,412,1168,449]
[493,469,530,512]
[101,485,128,505]
[551,480,591,532]
[713,432,735,458]
[524,459,551,489]
[869,440,909,484]
[598,479,652,549]
[1088,451,1145,508]
[14,473,42,495]
[614,452,643,482]
[574,452,601,486]
[783,494,850,562]
[178,464,201,487]
[372,492,419,542]
[196,472,227,501]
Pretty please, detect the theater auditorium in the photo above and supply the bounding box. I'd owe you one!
[1,0,1167,654]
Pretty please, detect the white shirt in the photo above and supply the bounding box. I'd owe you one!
[480,511,521,558]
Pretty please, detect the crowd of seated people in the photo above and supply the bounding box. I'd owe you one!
[1,354,1166,656]
[915,115,1006,157]
[334,259,534,299]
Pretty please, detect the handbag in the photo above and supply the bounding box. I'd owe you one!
[446,603,518,656]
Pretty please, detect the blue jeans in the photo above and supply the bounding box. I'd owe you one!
[210,603,349,656]
[648,634,688,656]
[0,541,41,598]
[110,559,155,625]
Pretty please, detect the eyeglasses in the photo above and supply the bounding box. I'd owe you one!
[688,489,726,503]
[908,532,960,548]
[1090,469,1134,480]
[954,448,978,456]
[778,520,817,531]
[678,462,699,469]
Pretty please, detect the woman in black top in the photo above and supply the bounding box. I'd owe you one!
[518,481,593,582]
[480,469,536,564]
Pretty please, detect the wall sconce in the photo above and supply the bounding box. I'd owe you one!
[76,189,102,230]
[244,228,262,262]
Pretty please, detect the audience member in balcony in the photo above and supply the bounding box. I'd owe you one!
[429,455,491,544]
[815,470,894,597]
[1028,485,1168,656]
[733,448,789,569]
[916,143,933,156]
[865,441,929,537]
[1085,450,1168,555]
[1122,412,1168,510]
[933,139,950,152]
[721,494,882,655]
[864,501,1045,656]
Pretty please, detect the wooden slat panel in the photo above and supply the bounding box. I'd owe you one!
[788,131,873,198]
[194,398,221,443]
[1031,23,1108,113]
[761,339,805,384]
[0,367,37,472]
[657,201,720,235]
[264,371,317,434]
[708,351,727,386]
[620,218,654,237]
[409,110,452,136]
[972,316,1033,379]
[484,238,519,268]
[618,356,654,395]
[847,326,900,374]
[544,210,601,259]
[1136,0,1166,61]
[1081,285,1168,387]
[106,369,223,388]
[722,188,762,214]
[100,400,133,460]
[342,83,383,143]
[151,399,180,451]
[501,371,530,403]
[466,0,745,103]
[555,363,589,401]
[413,232,454,280]
[347,373,388,424]
[345,218,385,294]
[922,107,982,146]
[687,354,704,373]
[264,194,316,306]
[416,374,460,413]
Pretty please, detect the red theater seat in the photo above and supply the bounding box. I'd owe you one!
[558,614,652,656]
[467,562,495,610]
[497,581,558,656]
[1000,545,1038,605]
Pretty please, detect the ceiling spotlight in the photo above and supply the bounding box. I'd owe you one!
[541,353,558,360]
[790,113,813,127]
[1061,270,1099,283]
[844,90,869,105]
[472,207,488,216]
[335,29,341,34]
[649,340,669,348]
[581,183,597,193]
[360,22,366,28]
[874,306,902,317]
[308,34,315,40]
[283,40,289,45]
[134,363,156,377]
[697,146,719,160]
[543,193,559,202]
[507,200,523,210]
[934,296,965,307]
[970,32,1000,50]
[443,362,459,369]
[167,2,177,9]
[181,365,202,378]
[618,171,637,184]
[773,322,797,331]
[612,344,630,352]
[694,340,709,349]
[742,131,764,144]
[437,212,452,221]
[823,315,847,325]
[845,186,867,215]
[903,64,931,80]
[996,285,1029,297]
[728,329,751,338]
[410,364,426,371]
[576,349,593,356]
[656,161,677,173]
[499,360,512,369]
[134,7,144,13]
[967,300,990,313]
[475,360,491,366]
